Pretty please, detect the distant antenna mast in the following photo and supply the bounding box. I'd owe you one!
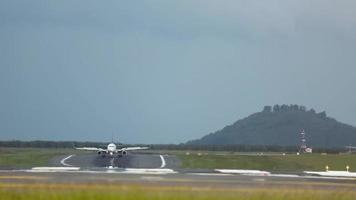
[299,130,307,153]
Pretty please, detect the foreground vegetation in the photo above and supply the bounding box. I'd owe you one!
[0,183,355,200]
[176,151,356,171]
[0,148,81,168]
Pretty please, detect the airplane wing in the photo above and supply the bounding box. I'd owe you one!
[76,147,106,151]
[120,147,149,151]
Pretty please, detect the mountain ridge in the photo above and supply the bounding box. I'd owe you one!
[187,105,356,148]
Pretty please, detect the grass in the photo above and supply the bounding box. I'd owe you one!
[0,183,355,200]
[0,148,82,168]
[176,151,356,171]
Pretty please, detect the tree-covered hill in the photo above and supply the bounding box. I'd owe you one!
[187,105,356,148]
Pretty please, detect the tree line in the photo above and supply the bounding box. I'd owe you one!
[0,140,343,153]
[263,104,327,119]
[263,104,307,113]
[0,140,106,148]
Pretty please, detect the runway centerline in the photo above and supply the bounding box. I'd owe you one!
[108,157,117,168]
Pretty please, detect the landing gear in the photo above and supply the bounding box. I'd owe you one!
[98,152,106,158]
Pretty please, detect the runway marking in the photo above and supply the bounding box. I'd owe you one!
[109,158,115,168]
[269,174,301,178]
[187,173,233,176]
[73,168,177,175]
[123,168,176,174]
[60,155,75,166]
[304,170,356,178]
[215,169,271,176]
[28,167,80,173]
[159,155,166,168]
[2,169,356,181]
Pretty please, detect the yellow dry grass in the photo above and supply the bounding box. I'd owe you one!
[0,182,355,200]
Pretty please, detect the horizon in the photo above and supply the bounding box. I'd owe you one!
[1,1,356,144]
[0,103,352,144]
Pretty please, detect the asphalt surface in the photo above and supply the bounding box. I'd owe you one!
[2,153,356,191]
[52,153,181,169]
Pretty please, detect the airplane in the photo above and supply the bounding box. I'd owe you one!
[76,142,149,157]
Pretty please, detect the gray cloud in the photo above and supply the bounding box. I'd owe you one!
[0,1,356,143]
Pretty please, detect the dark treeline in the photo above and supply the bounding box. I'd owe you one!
[0,141,343,153]
[263,104,307,113]
[0,140,106,148]
[263,104,326,118]
[150,144,343,153]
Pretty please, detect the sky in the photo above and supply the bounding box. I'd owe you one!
[1,1,356,144]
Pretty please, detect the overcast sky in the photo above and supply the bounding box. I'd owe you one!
[1,1,356,144]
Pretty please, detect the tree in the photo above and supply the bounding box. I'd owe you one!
[280,104,289,111]
[263,106,272,113]
[318,111,327,119]
[299,106,306,111]
[273,104,280,112]
[309,109,316,114]
[292,104,299,111]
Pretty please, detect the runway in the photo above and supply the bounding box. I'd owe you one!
[52,153,181,169]
[2,152,356,192]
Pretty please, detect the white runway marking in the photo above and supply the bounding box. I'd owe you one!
[3,168,356,180]
[215,169,271,176]
[187,173,233,176]
[269,174,301,178]
[109,158,115,168]
[30,167,80,172]
[60,155,74,166]
[123,168,176,174]
[304,171,356,178]
[159,155,166,168]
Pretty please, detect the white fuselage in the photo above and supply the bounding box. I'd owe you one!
[107,143,117,155]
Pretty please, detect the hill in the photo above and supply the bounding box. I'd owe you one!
[187,105,356,148]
